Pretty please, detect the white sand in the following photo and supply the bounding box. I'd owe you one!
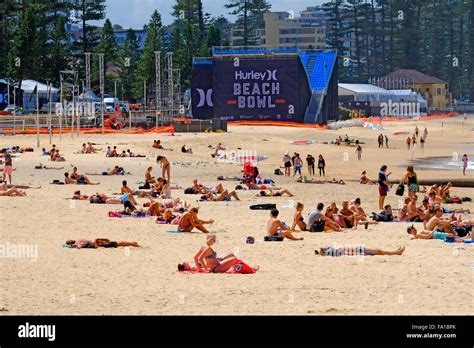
[1,116,473,315]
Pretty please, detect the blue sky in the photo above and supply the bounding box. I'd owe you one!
[101,0,325,28]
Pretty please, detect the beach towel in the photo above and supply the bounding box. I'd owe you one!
[250,204,277,211]
[179,260,256,274]
[444,239,474,244]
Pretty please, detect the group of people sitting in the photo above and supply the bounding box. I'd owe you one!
[106,146,145,158]
[80,143,102,154]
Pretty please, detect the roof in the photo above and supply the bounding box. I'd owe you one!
[382,69,446,84]
[0,79,59,92]
[338,83,389,94]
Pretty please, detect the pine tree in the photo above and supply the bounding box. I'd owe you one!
[72,0,107,54]
[135,11,164,100]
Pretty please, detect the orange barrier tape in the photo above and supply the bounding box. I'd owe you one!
[1,125,175,135]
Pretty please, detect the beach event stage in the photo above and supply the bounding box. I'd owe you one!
[191,48,339,125]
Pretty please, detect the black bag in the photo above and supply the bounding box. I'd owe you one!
[395,184,405,196]
[454,226,470,238]
[274,168,283,176]
[139,182,151,190]
[184,187,196,195]
[310,220,325,233]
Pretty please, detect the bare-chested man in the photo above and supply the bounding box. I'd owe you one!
[425,208,453,233]
[267,209,303,241]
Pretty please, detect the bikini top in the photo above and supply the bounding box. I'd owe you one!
[206,250,217,260]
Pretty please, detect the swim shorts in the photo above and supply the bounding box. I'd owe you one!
[379,185,388,197]
[4,166,12,176]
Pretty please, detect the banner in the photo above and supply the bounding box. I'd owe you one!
[191,63,214,119]
[212,58,307,122]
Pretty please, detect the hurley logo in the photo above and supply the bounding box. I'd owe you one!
[18,322,56,342]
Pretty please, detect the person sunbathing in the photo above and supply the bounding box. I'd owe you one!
[407,226,464,242]
[307,203,343,232]
[89,193,122,205]
[145,197,189,215]
[325,207,345,230]
[316,245,405,256]
[85,143,102,154]
[360,171,374,185]
[267,209,304,241]
[51,149,65,162]
[35,163,64,170]
[425,208,454,233]
[120,180,138,206]
[292,202,307,231]
[181,145,193,154]
[72,191,89,200]
[156,209,181,225]
[178,207,214,233]
[349,198,378,225]
[338,201,360,229]
[86,166,127,176]
[126,149,146,158]
[65,238,139,249]
[257,189,294,197]
[0,184,26,196]
[153,140,164,149]
[188,234,258,273]
[201,189,240,202]
[106,146,119,158]
[64,172,99,185]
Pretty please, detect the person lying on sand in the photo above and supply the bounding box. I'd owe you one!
[296,177,345,185]
[72,191,89,200]
[244,182,281,191]
[87,166,128,176]
[35,164,64,170]
[178,207,214,233]
[257,189,294,197]
[183,234,259,273]
[267,209,303,241]
[126,149,146,158]
[65,239,139,249]
[407,225,465,243]
[156,209,182,225]
[315,245,405,256]
[0,183,26,196]
[145,198,189,216]
[64,172,100,185]
[200,189,240,202]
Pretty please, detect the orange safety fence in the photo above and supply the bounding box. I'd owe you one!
[229,120,328,130]
[358,112,459,124]
[1,125,175,135]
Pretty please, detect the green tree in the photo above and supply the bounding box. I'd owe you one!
[135,10,164,100]
[72,0,107,54]
[119,29,140,101]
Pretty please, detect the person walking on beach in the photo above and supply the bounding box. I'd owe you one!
[412,134,417,148]
[406,136,411,150]
[355,145,363,160]
[415,126,419,138]
[293,153,303,178]
[378,165,391,210]
[318,155,326,177]
[385,135,389,148]
[306,154,315,176]
[2,149,13,184]
[282,152,292,176]
[423,127,428,139]
[462,154,469,176]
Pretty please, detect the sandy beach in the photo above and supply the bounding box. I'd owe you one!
[1,116,473,315]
